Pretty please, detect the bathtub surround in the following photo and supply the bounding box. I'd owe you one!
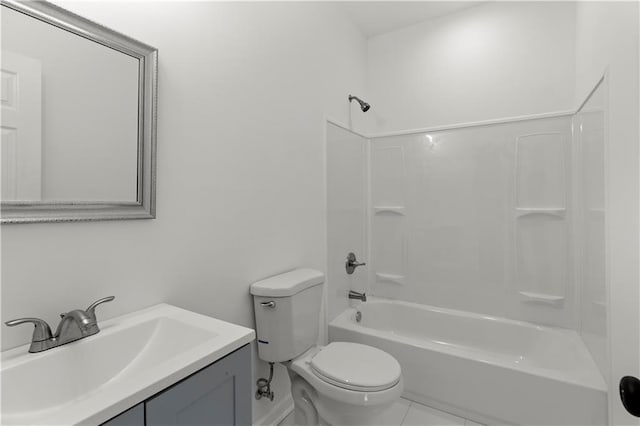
[573,81,607,385]
[326,122,368,322]
[369,115,575,329]
[573,3,640,423]
[326,90,608,425]
[327,2,639,423]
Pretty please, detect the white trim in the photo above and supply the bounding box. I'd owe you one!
[325,116,368,139]
[331,110,576,140]
[602,68,615,426]
[365,132,373,297]
[370,109,575,139]
[576,76,606,113]
[332,107,617,140]
[333,81,602,142]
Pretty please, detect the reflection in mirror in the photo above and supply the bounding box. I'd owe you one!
[1,0,157,223]
[2,6,139,202]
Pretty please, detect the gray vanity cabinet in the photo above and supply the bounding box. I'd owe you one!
[102,344,252,426]
[146,344,252,425]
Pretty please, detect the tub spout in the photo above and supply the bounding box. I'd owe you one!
[348,290,367,302]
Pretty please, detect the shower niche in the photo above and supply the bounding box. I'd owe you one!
[513,132,569,306]
[370,143,408,296]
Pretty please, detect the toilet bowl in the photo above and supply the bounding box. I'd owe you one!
[250,269,403,426]
[287,342,404,426]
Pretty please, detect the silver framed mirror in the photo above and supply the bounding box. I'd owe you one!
[1,0,157,223]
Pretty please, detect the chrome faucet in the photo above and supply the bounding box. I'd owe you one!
[348,290,367,302]
[5,296,115,353]
[346,252,366,275]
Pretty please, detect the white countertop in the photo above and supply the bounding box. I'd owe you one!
[1,304,255,425]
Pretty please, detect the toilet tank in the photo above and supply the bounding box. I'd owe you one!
[250,269,324,363]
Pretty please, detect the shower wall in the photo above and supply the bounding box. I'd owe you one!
[326,122,368,322]
[573,82,606,379]
[369,116,576,328]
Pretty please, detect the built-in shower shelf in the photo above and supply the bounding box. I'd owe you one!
[519,291,565,306]
[375,272,406,285]
[373,206,405,215]
[515,207,566,218]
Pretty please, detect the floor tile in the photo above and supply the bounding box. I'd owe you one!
[401,403,466,426]
[277,410,295,426]
[377,398,411,426]
[277,398,478,426]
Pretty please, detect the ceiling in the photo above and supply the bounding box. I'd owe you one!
[338,1,482,38]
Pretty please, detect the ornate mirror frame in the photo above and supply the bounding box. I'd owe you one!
[1,0,158,224]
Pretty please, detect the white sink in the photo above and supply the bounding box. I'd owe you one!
[1,304,255,425]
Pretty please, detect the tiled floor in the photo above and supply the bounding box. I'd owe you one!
[278,398,485,426]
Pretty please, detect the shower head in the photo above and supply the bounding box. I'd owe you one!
[349,95,370,112]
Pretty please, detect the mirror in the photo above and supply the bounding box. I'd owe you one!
[1,0,157,223]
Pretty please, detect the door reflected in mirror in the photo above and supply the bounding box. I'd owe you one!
[2,6,139,202]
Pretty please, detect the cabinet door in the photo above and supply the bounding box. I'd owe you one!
[101,403,144,426]
[146,344,252,426]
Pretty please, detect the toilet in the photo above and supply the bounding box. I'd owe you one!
[251,269,403,426]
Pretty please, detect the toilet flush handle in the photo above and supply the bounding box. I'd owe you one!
[260,301,276,308]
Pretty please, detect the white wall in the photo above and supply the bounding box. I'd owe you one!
[574,2,640,424]
[366,2,576,134]
[0,2,367,423]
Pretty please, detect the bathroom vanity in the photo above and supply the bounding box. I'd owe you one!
[1,304,255,425]
[103,344,251,426]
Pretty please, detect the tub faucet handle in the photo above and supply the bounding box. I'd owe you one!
[346,252,366,275]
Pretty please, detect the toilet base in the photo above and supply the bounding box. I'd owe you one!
[287,369,398,426]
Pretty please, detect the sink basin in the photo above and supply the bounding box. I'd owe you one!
[1,304,255,425]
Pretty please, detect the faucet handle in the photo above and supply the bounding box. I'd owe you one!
[5,317,53,342]
[86,296,115,319]
[346,252,366,275]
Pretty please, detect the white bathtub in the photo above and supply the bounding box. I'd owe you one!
[328,298,607,425]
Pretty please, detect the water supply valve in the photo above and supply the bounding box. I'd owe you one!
[255,362,275,401]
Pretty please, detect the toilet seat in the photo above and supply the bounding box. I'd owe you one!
[310,342,401,391]
[289,344,404,409]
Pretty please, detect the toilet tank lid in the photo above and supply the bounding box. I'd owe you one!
[250,268,324,297]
